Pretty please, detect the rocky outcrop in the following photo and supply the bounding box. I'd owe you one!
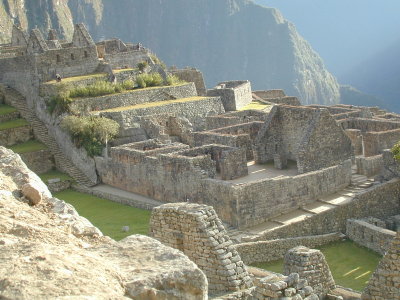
[0,0,340,105]
[0,146,208,299]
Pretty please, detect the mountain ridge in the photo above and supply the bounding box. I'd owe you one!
[0,0,340,105]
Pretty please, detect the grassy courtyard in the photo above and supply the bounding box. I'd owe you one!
[0,104,17,115]
[0,118,29,130]
[251,240,381,291]
[8,140,47,153]
[54,189,151,240]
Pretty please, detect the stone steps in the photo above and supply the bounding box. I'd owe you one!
[227,172,376,243]
[1,86,95,186]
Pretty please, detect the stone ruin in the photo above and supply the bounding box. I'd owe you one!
[362,231,400,300]
[284,246,335,298]
[150,203,253,294]
[150,202,321,299]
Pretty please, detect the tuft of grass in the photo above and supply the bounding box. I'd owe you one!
[54,189,151,240]
[251,240,382,291]
[0,104,17,115]
[9,140,47,154]
[46,73,107,85]
[39,169,73,182]
[0,118,29,130]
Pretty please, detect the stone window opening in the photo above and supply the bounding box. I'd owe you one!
[71,53,75,60]
[84,50,88,58]
[275,143,278,154]
[56,54,61,63]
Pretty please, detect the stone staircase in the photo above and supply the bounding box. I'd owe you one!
[227,169,375,243]
[1,86,95,186]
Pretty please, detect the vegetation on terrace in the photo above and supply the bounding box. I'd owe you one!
[8,140,47,154]
[392,141,400,162]
[0,118,29,130]
[39,169,73,183]
[251,240,381,291]
[239,100,271,111]
[54,189,151,240]
[0,104,17,115]
[48,73,186,115]
[61,115,119,157]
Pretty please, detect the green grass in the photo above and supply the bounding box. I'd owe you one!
[39,169,73,182]
[239,101,271,111]
[251,240,382,291]
[0,118,29,130]
[0,104,17,115]
[8,140,47,154]
[54,189,151,240]
[45,73,107,84]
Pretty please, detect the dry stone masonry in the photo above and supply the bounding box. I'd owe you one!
[150,203,253,294]
[284,246,336,298]
[362,232,400,300]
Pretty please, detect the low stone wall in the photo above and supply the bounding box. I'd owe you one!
[47,180,72,193]
[70,82,197,112]
[346,219,395,255]
[169,68,206,96]
[20,149,54,174]
[355,155,383,177]
[0,111,19,122]
[0,125,32,146]
[363,128,400,157]
[235,233,343,264]
[345,129,363,155]
[236,160,352,228]
[244,179,400,241]
[381,149,400,180]
[101,96,225,131]
[265,96,301,106]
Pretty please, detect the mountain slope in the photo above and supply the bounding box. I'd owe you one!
[0,0,340,105]
[342,38,400,113]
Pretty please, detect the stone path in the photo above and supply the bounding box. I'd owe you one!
[227,167,375,243]
[1,86,95,186]
[75,184,164,210]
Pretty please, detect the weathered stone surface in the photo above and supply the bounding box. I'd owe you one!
[284,246,335,298]
[362,231,400,300]
[0,147,208,299]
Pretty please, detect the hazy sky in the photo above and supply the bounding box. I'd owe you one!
[256,0,400,81]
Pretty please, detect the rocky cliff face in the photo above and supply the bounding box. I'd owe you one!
[0,0,340,105]
[0,147,207,299]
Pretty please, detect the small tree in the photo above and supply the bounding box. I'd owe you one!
[391,142,400,162]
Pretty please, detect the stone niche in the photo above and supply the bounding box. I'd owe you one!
[150,203,253,294]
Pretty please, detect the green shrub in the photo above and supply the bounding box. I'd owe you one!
[166,74,186,86]
[135,73,164,88]
[137,61,149,71]
[61,115,119,157]
[391,142,400,162]
[48,92,73,115]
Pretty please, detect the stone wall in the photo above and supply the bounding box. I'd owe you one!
[236,160,352,228]
[284,246,335,298]
[345,129,363,155]
[20,149,55,174]
[346,219,396,255]
[207,80,252,111]
[253,90,286,99]
[235,233,343,265]
[0,125,32,146]
[0,110,19,122]
[265,96,301,106]
[244,179,400,241]
[70,82,197,112]
[381,149,400,180]
[255,106,353,174]
[100,96,225,131]
[170,67,207,96]
[150,203,253,294]
[206,110,268,130]
[362,232,400,300]
[339,118,400,132]
[363,128,400,157]
[103,49,150,69]
[355,155,383,177]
